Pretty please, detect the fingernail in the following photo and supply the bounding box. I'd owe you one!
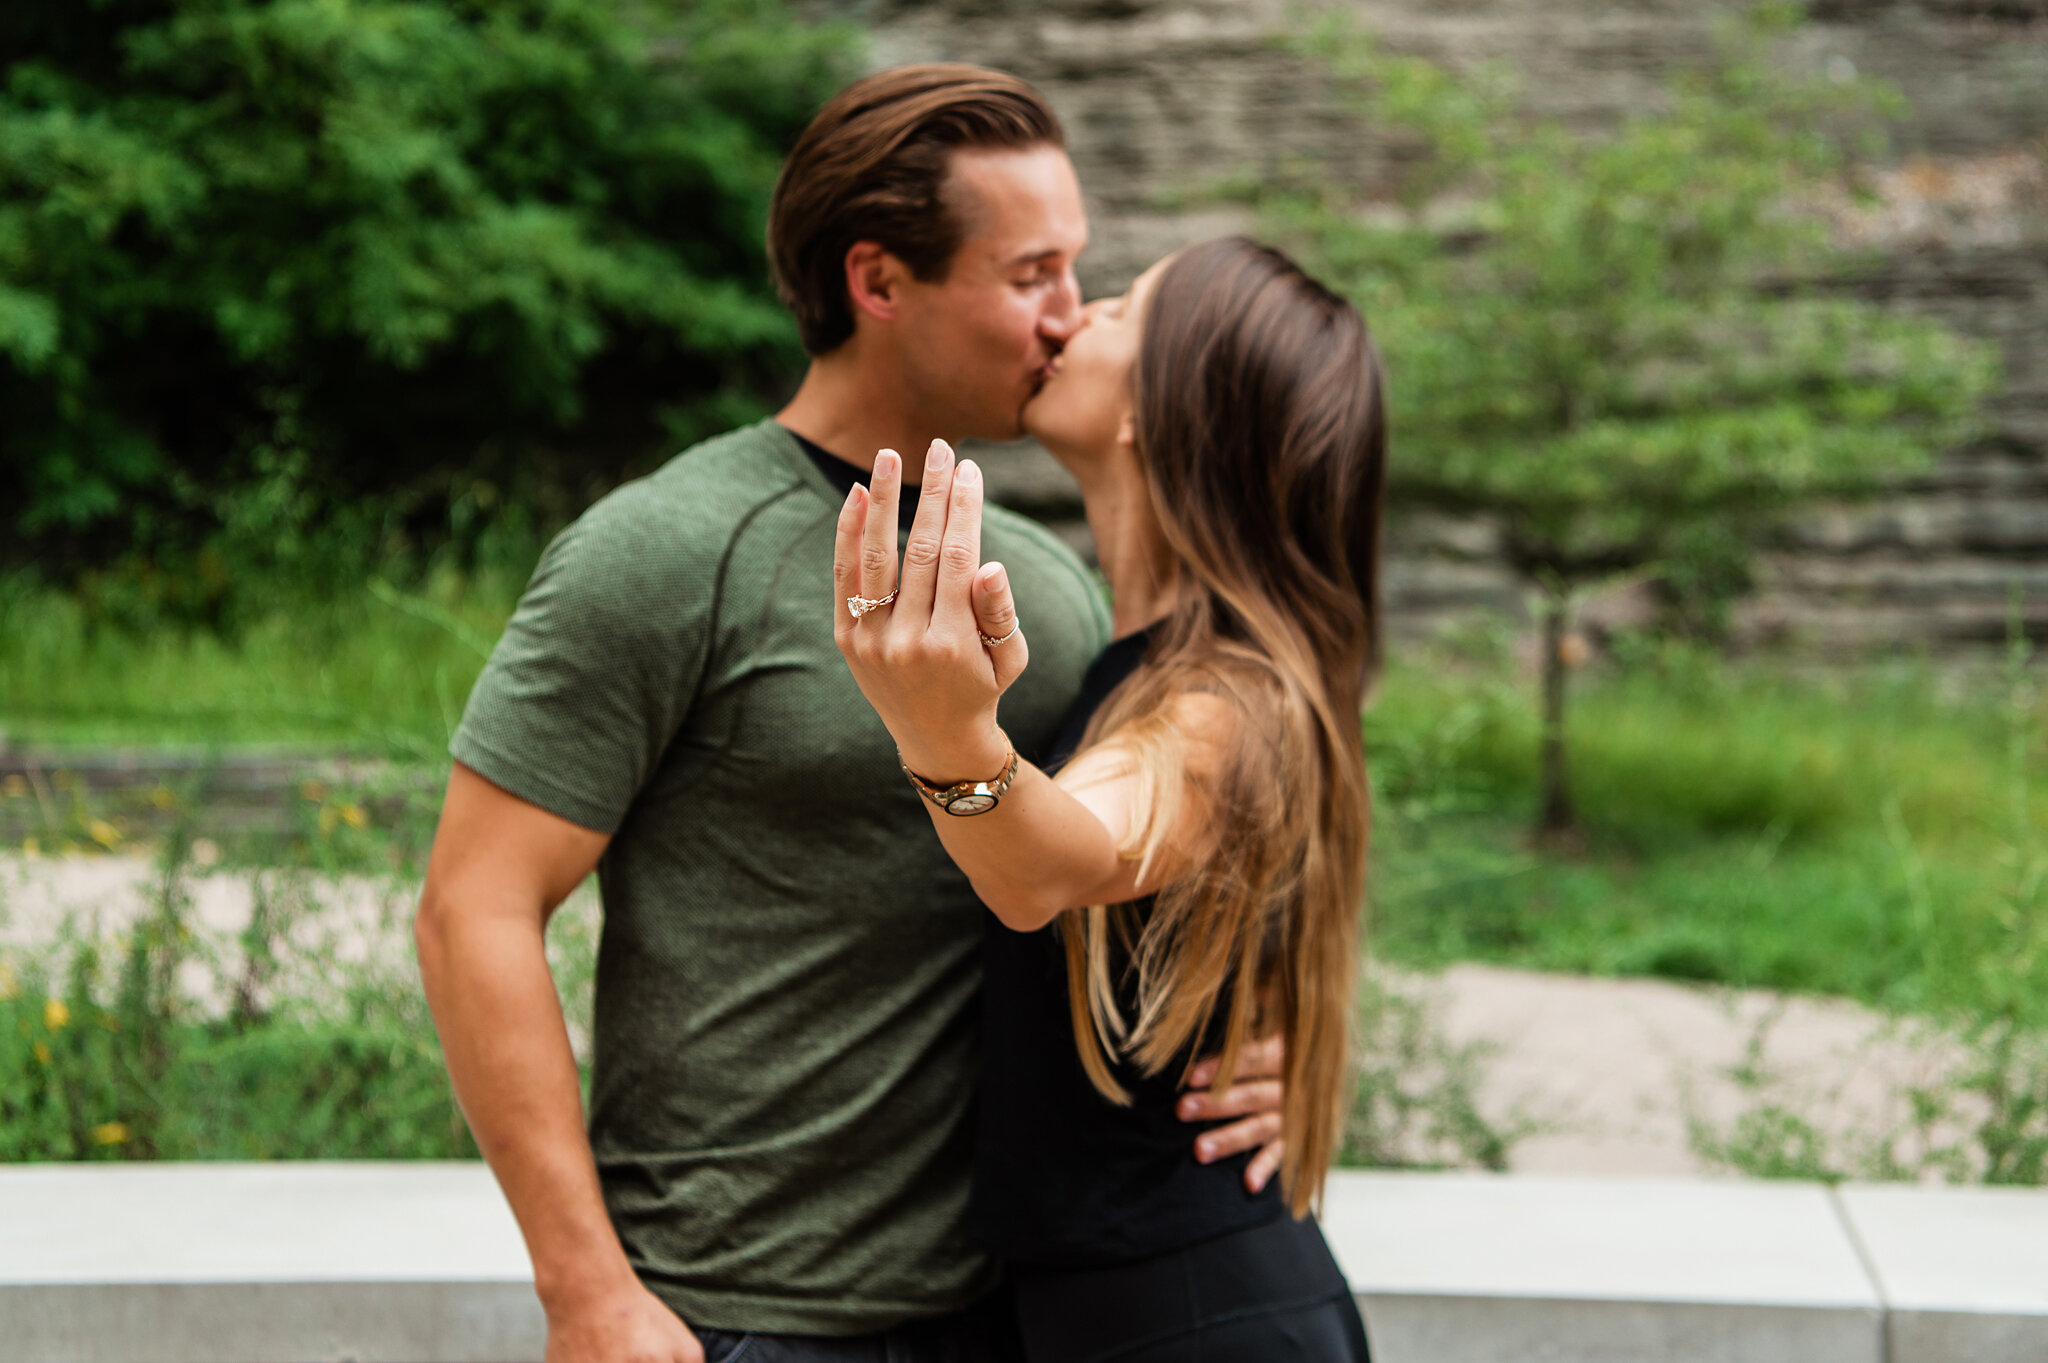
[958,459,979,486]
[927,440,951,471]
[1178,1096,1200,1118]
[844,484,860,509]
[987,564,1007,591]
[877,450,898,479]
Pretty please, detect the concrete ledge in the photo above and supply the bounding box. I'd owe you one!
[1324,1173,1883,1363]
[0,1163,543,1363]
[4,1164,2046,1363]
[1840,1183,2048,1362]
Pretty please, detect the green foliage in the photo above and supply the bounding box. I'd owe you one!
[0,0,853,623]
[0,828,602,1161]
[1272,3,2000,831]
[0,561,516,759]
[1688,1014,2048,1185]
[1365,626,2048,1030]
[0,847,473,1160]
[1279,4,1997,574]
[1342,974,1533,1170]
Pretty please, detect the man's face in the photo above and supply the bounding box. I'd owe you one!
[891,144,1088,442]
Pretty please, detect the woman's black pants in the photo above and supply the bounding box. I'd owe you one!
[1009,1214,1373,1363]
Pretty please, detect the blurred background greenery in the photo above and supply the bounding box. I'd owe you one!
[2,0,2044,1175]
[1,0,853,629]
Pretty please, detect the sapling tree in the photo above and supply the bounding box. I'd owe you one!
[1275,4,1998,841]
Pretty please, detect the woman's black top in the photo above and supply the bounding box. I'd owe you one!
[968,624,1285,1267]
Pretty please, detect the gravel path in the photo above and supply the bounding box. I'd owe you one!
[1,853,1967,1178]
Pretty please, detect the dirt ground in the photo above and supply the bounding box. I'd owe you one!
[0,852,1969,1178]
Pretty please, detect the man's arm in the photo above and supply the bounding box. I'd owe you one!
[416,763,702,1363]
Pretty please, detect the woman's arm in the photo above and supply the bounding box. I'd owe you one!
[833,441,1286,1188]
[831,439,1217,931]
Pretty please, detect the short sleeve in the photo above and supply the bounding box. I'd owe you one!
[451,485,720,834]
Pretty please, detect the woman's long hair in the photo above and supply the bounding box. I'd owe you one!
[1060,236,1388,1216]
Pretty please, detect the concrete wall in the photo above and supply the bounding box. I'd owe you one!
[829,0,2048,652]
[5,1164,2045,1362]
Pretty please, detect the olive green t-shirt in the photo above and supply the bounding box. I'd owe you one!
[450,419,1108,1335]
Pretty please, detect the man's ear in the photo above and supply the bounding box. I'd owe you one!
[845,241,904,324]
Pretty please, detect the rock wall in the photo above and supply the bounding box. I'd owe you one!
[824,0,2048,652]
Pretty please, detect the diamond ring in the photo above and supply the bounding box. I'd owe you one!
[847,590,898,620]
[979,624,1020,648]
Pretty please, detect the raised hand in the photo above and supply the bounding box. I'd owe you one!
[833,439,1030,784]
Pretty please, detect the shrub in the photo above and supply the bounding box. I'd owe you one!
[0,0,853,624]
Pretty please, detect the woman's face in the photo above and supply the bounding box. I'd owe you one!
[1022,255,1171,466]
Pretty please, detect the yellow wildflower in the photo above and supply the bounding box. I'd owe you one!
[150,785,176,812]
[92,1122,131,1146]
[88,820,121,850]
[339,803,368,830]
[44,998,69,1031]
[318,805,339,835]
[33,1042,51,1065]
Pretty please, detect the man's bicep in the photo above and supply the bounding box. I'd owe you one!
[425,763,611,926]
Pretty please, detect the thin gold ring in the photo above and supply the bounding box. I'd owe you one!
[847,590,898,621]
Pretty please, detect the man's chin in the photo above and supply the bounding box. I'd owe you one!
[1014,385,1052,441]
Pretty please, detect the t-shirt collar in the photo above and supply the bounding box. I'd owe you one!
[778,423,921,535]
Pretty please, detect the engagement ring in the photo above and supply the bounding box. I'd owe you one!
[847,590,898,620]
[979,624,1020,648]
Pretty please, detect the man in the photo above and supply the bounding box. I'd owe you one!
[415,65,1284,1363]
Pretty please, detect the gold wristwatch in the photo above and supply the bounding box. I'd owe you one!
[900,742,1019,816]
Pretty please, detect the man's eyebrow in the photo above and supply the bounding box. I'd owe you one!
[1001,247,1068,268]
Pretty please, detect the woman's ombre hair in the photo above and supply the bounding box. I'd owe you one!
[1060,236,1388,1216]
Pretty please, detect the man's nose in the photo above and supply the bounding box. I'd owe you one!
[1039,268,1085,344]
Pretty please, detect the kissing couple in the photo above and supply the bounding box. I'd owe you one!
[418,63,1387,1363]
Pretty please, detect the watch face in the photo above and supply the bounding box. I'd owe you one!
[945,792,997,816]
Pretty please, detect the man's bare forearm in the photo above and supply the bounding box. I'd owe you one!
[417,897,635,1311]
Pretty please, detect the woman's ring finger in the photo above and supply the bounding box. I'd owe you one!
[848,590,899,621]
[979,623,1019,649]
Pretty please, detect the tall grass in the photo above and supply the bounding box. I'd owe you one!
[1367,625,2048,1027]
[0,570,520,757]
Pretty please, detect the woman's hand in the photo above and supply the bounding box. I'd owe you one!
[833,439,1030,784]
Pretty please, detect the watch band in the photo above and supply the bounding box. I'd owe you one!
[900,742,1019,817]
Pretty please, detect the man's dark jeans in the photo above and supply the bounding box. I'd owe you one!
[693,1293,1020,1363]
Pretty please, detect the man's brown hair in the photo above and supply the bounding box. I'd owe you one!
[768,64,1066,356]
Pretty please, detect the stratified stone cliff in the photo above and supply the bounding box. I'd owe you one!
[828,0,2048,651]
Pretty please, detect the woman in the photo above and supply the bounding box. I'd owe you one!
[832,236,1387,1363]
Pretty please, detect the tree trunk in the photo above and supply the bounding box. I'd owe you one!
[1537,588,1576,841]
